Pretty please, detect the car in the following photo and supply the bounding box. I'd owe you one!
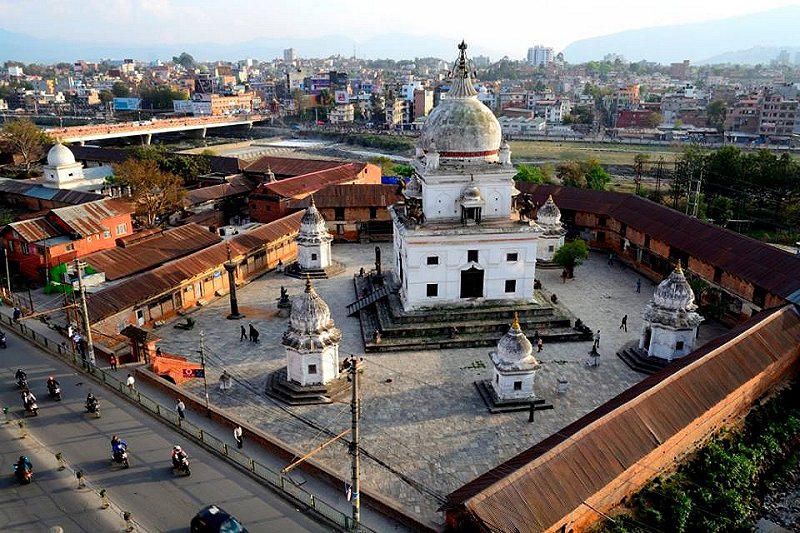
[190,505,248,533]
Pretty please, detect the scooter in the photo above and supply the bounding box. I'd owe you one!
[86,398,101,418]
[172,456,191,476]
[48,384,62,401]
[17,376,28,389]
[14,462,33,484]
[24,400,38,417]
[112,447,130,469]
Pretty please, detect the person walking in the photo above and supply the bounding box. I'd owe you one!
[593,330,601,349]
[240,325,247,342]
[176,399,186,420]
[233,425,243,449]
[636,278,641,293]
[109,354,118,371]
[620,315,628,332]
[537,338,544,353]
[248,324,256,342]
[126,373,135,391]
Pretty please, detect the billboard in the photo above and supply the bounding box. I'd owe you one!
[335,91,349,104]
[113,97,141,111]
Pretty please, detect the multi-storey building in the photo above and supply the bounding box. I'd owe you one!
[527,45,554,67]
[758,86,798,143]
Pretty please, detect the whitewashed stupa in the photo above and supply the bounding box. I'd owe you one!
[489,314,541,401]
[390,41,541,311]
[535,195,567,262]
[282,278,342,386]
[639,262,704,361]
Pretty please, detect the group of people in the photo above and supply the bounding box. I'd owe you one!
[239,324,260,343]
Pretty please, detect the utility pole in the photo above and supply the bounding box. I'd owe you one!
[3,246,12,304]
[74,259,96,366]
[200,330,209,412]
[350,357,362,526]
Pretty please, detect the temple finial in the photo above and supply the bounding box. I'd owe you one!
[547,194,554,202]
[309,193,315,207]
[305,274,312,293]
[675,260,683,273]
[511,312,520,330]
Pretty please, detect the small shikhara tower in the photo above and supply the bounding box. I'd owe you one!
[640,262,704,361]
[489,314,541,401]
[282,278,342,386]
[535,195,566,262]
[389,41,541,311]
[296,197,332,271]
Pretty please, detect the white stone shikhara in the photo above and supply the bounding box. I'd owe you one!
[390,41,542,311]
[535,195,567,262]
[489,315,541,400]
[296,198,332,270]
[282,278,342,386]
[639,262,704,361]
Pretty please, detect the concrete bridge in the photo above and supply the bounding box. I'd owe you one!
[46,114,271,145]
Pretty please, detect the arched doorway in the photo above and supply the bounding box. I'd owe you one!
[460,266,484,298]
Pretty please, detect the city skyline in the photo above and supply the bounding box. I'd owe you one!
[2,0,800,61]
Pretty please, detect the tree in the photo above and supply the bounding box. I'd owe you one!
[647,112,664,129]
[584,160,612,190]
[392,164,414,178]
[553,239,589,278]
[557,161,586,188]
[172,52,196,70]
[706,99,727,131]
[368,156,395,175]
[111,82,130,98]
[139,86,188,110]
[98,90,114,105]
[1,119,52,172]
[112,159,185,226]
[513,164,545,183]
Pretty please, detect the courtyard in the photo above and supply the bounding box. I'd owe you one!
[155,243,729,528]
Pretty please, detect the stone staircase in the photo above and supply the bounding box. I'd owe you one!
[353,271,593,353]
[264,368,351,405]
[284,261,346,279]
[616,343,672,375]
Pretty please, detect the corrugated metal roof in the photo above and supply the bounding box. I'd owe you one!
[21,186,59,199]
[184,175,256,206]
[84,223,222,280]
[517,184,800,300]
[447,305,800,532]
[257,164,365,199]
[245,155,351,176]
[287,184,402,209]
[0,179,103,205]
[50,199,133,237]
[5,217,62,242]
[65,145,247,174]
[50,189,105,204]
[87,211,303,323]
[0,178,37,195]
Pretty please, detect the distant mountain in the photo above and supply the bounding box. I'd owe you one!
[562,6,800,64]
[699,46,800,65]
[0,27,500,64]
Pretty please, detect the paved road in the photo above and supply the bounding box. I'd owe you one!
[0,327,334,533]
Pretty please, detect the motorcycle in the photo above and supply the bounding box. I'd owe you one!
[0,331,6,349]
[48,384,62,401]
[172,455,191,476]
[112,447,130,469]
[17,376,28,389]
[24,399,38,417]
[14,462,33,484]
[86,398,100,418]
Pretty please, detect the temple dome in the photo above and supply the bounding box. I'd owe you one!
[296,197,331,244]
[462,185,482,201]
[283,278,342,350]
[492,315,539,371]
[47,143,76,167]
[652,262,696,312]
[536,195,562,226]
[417,42,501,160]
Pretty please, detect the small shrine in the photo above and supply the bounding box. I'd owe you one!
[639,261,704,361]
[475,314,551,414]
[535,195,567,263]
[285,197,344,279]
[41,143,111,192]
[266,278,349,404]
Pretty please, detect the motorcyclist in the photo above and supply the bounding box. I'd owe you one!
[15,455,32,478]
[47,376,60,394]
[15,369,27,386]
[171,445,188,468]
[111,435,128,459]
[86,392,98,411]
[22,390,37,409]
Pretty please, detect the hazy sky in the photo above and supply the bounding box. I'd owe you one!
[2,0,799,55]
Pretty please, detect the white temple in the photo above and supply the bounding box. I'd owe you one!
[639,262,704,361]
[489,314,541,401]
[296,197,333,271]
[535,195,567,262]
[41,143,111,192]
[282,278,342,386]
[389,41,541,312]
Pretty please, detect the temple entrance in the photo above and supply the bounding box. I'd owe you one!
[642,327,652,352]
[460,267,484,298]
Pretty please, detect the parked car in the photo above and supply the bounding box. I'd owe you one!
[190,505,248,533]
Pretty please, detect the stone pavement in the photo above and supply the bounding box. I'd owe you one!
[151,245,729,529]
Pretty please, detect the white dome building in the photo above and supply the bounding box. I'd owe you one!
[639,262,704,361]
[282,278,342,386]
[296,197,332,271]
[535,195,567,262]
[489,314,541,401]
[41,143,112,192]
[390,41,541,311]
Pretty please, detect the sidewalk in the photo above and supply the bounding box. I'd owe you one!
[0,301,413,533]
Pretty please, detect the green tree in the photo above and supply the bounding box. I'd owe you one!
[584,160,612,190]
[98,90,114,105]
[139,86,188,110]
[553,239,589,278]
[706,99,727,131]
[172,52,196,70]
[368,156,395,175]
[513,163,545,183]
[647,112,663,128]
[557,161,586,188]
[1,119,52,172]
[111,81,130,98]
[392,164,414,178]
[113,158,185,226]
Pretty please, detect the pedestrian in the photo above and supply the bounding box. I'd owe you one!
[251,328,259,343]
[233,425,243,449]
[248,323,255,342]
[240,324,247,342]
[176,399,186,420]
[636,278,641,293]
[109,354,118,371]
[620,315,628,332]
[126,373,135,391]
[608,252,614,266]
[156,346,162,356]
[13,307,21,321]
[561,269,568,284]
[537,338,544,353]
[593,330,600,349]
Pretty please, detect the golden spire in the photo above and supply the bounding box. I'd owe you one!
[547,194,554,202]
[511,312,520,330]
[675,259,683,273]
